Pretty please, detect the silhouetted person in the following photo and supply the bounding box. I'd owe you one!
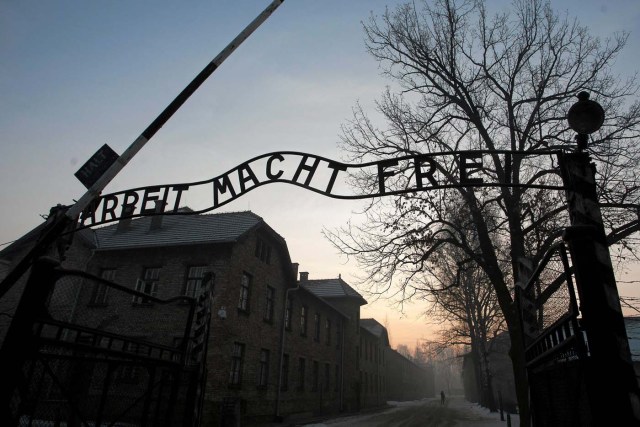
[441,390,445,405]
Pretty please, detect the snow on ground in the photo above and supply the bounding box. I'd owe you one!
[451,398,520,427]
[301,396,519,427]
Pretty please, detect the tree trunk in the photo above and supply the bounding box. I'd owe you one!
[508,319,530,427]
[465,196,531,425]
[481,348,498,412]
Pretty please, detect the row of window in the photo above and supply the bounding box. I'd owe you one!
[90,266,208,306]
[237,272,276,323]
[284,298,342,347]
[229,342,340,392]
[360,337,384,365]
[92,266,342,349]
[360,370,385,395]
[238,274,344,345]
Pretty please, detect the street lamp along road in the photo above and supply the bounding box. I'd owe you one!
[567,91,605,151]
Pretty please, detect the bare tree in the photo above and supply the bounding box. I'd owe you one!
[415,200,505,409]
[420,340,464,395]
[395,343,413,360]
[430,265,505,410]
[326,1,640,424]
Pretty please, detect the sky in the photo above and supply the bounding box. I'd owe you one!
[2,0,640,349]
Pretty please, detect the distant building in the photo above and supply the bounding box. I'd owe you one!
[0,210,432,425]
[463,319,640,414]
[624,317,640,385]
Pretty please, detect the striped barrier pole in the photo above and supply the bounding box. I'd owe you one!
[0,0,285,299]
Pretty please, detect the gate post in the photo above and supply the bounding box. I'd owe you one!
[0,256,60,422]
[559,151,640,425]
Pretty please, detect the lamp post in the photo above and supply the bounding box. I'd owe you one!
[560,92,640,425]
[567,91,605,151]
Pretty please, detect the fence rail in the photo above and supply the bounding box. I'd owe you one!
[517,242,587,367]
[1,259,213,426]
[517,241,593,425]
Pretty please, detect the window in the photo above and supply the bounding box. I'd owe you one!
[325,319,331,346]
[264,286,275,322]
[336,322,342,348]
[133,267,160,305]
[284,297,293,330]
[255,238,272,264]
[334,365,339,392]
[300,306,308,336]
[312,361,319,392]
[229,342,245,386]
[298,358,306,391]
[91,269,115,305]
[238,272,252,312]
[184,266,207,297]
[364,372,368,394]
[313,313,320,342]
[258,349,270,388]
[324,363,330,392]
[281,354,290,391]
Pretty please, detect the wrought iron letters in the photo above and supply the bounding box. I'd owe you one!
[79,150,563,228]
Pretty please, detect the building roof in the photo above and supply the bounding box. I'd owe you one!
[301,277,367,305]
[361,318,390,347]
[360,318,385,337]
[94,211,264,250]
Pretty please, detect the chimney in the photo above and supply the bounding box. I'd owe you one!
[291,263,299,281]
[299,272,309,282]
[116,206,135,233]
[149,200,166,231]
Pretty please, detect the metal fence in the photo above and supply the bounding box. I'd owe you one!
[516,242,591,426]
[1,258,212,426]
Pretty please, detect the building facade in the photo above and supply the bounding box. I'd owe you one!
[0,210,432,425]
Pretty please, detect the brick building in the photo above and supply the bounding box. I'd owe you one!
[359,319,387,407]
[0,210,432,425]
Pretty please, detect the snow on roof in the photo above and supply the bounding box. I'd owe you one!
[301,277,367,305]
[94,211,264,250]
[360,318,385,337]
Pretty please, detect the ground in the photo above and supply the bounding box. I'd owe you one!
[299,396,519,427]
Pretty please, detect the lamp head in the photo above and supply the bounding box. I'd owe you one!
[567,91,605,136]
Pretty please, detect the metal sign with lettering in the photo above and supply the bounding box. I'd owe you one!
[78,149,564,228]
[74,144,120,189]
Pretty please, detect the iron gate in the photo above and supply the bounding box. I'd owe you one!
[0,257,212,426]
[516,242,591,426]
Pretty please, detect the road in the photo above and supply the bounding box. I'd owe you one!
[301,396,518,427]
